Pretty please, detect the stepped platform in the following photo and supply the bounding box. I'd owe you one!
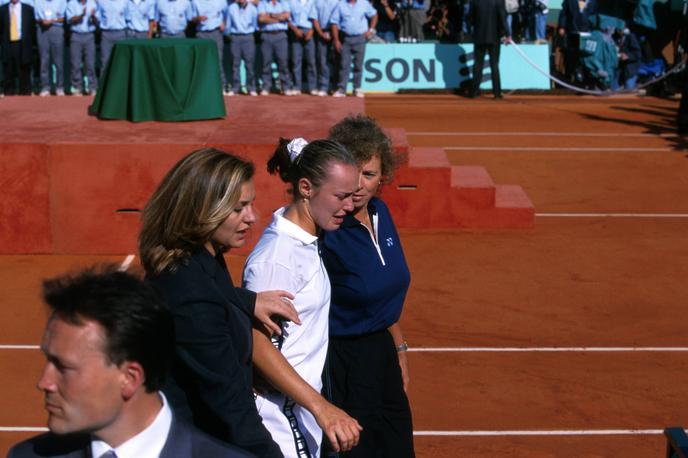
[384,147,534,229]
[0,96,533,255]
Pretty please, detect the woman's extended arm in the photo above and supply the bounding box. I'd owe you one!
[252,328,362,452]
[388,322,410,392]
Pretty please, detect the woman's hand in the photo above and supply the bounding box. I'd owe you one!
[398,349,410,392]
[254,290,300,335]
[311,399,363,452]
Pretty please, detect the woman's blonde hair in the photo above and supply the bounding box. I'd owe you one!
[139,148,255,275]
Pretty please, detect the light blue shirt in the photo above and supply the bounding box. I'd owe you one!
[191,0,226,31]
[126,0,155,32]
[330,0,375,35]
[257,0,289,32]
[97,0,127,30]
[288,0,313,29]
[406,0,423,10]
[225,1,256,34]
[66,0,97,32]
[34,0,66,26]
[155,0,193,34]
[309,0,337,28]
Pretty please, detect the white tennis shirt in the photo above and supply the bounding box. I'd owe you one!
[243,207,330,391]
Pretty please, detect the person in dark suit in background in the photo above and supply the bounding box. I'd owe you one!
[140,148,301,458]
[468,0,508,99]
[7,266,252,458]
[557,0,597,81]
[0,0,36,95]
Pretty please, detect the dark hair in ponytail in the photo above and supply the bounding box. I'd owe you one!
[267,138,357,198]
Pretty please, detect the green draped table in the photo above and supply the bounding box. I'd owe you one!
[89,38,226,122]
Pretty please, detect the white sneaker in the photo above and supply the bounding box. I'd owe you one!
[309,89,319,96]
[317,90,328,97]
[249,90,258,96]
[260,90,270,96]
[224,90,235,96]
[353,89,364,98]
[56,89,65,96]
[39,90,50,97]
[332,90,346,98]
[72,91,82,97]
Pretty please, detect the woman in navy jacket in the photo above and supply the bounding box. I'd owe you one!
[322,115,415,457]
[139,148,300,458]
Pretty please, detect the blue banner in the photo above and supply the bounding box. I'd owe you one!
[358,43,551,92]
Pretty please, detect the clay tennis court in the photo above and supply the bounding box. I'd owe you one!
[1,94,687,457]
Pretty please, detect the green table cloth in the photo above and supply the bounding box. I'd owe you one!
[90,38,226,122]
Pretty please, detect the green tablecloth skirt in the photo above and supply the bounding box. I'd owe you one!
[89,38,226,122]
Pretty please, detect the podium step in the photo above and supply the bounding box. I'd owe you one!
[386,146,534,229]
[452,166,496,209]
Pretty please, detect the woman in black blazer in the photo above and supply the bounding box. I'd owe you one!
[139,148,299,458]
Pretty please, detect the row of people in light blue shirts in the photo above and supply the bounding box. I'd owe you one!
[14,0,377,95]
[6,0,375,38]
[222,0,376,95]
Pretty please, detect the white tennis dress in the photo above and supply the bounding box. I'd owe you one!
[243,207,331,458]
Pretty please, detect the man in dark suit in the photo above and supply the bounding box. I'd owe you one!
[468,0,509,99]
[557,0,597,81]
[0,0,36,95]
[7,266,254,458]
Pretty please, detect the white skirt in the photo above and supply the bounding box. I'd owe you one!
[256,392,322,458]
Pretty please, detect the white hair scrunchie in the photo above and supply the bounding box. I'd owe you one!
[287,138,308,163]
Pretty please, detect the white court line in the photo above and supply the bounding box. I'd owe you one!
[409,347,688,352]
[118,254,135,272]
[0,427,668,436]
[413,429,665,437]
[407,132,678,138]
[0,427,48,432]
[3,346,688,352]
[444,146,673,152]
[536,213,688,218]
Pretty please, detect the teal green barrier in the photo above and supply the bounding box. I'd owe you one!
[228,42,551,93]
[358,43,551,92]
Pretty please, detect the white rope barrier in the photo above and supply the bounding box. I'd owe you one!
[508,39,687,96]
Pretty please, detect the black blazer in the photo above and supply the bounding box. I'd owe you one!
[148,249,283,458]
[469,0,507,45]
[558,0,597,33]
[0,2,36,64]
[7,412,255,458]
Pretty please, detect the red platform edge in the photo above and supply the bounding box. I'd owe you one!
[0,131,534,255]
[384,145,535,230]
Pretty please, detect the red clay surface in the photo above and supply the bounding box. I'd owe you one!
[1,94,687,457]
[0,96,365,144]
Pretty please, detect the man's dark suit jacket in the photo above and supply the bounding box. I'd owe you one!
[558,0,597,33]
[148,249,282,458]
[0,2,36,64]
[7,412,255,457]
[469,0,507,44]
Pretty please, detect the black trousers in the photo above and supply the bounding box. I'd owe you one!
[471,42,502,97]
[678,80,688,133]
[326,330,415,458]
[3,41,31,95]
